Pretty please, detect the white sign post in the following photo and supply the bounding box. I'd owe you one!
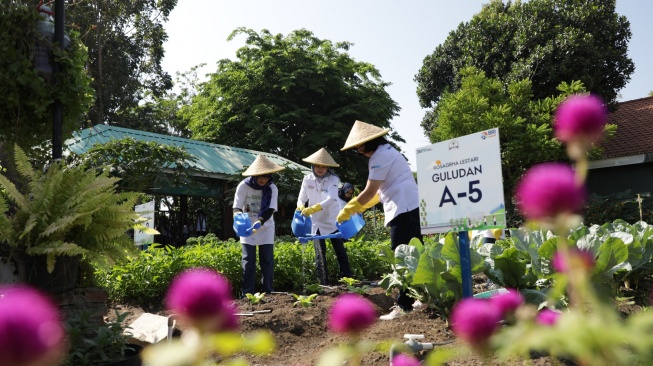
[416,128,505,297]
[134,200,155,247]
[416,128,506,234]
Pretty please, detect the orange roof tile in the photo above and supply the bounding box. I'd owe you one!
[598,96,653,159]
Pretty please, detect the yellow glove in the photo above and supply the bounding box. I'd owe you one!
[296,205,305,211]
[301,203,322,217]
[337,197,362,223]
[359,194,380,212]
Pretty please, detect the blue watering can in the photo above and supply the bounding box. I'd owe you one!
[233,212,253,237]
[295,213,365,244]
[291,211,313,237]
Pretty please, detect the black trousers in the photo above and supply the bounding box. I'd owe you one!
[241,243,274,296]
[314,228,353,285]
[389,207,423,311]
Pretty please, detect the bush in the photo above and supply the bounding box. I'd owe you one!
[96,237,390,304]
[584,190,653,225]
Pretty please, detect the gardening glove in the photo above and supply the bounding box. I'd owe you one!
[359,194,380,212]
[296,205,305,211]
[250,219,263,234]
[337,197,362,223]
[301,203,322,217]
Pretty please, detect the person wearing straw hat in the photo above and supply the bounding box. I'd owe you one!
[338,120,423,320]
[233,154,285,296]
[297,148,353,285]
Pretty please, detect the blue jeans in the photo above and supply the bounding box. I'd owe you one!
[389,208,423,311]
[241,243,274,296]
[314,229,353,285]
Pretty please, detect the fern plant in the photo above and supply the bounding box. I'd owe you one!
[0,146,156,272]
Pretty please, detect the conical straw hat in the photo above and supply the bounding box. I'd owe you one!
[302,148,340,167]
[242,154,286,176]
[341,120,390,151]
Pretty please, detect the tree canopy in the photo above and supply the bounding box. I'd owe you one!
[67,0,177,131]
[180,28,401,184]
[415,0,634,112]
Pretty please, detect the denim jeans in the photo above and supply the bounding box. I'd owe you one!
[389,208,423,311]
[241,243,274,296]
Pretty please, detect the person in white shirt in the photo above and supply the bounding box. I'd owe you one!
[338,120,422,320]
[233,155,285,296]
[297,148,353,285]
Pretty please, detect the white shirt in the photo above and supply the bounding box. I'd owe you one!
[297,173,340,235]
[233,179,278,245]
[368,144,419,226]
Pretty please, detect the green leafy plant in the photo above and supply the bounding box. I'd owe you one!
[0,146,155,272]
[245,292,265,305]
[63,310,140,366]
[292,293,318,308]
[339,277,358,287]
[304,283,323,294]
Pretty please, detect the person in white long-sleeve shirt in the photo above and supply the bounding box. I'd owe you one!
[297,148,353,285]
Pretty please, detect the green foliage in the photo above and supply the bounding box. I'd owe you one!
[379,235,485,318]
[584,191,653,226]
[245,292,266,304]
[68,138,200,194]
[63,310,137,366]
[292,293,318,308]
[97,238,390,304]
[180,28,401,184]
[0,3,93,152]
[66,0,177,129]
[0,146,146,272]
[415,0,633,109]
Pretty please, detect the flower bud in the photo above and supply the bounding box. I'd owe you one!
[536,309,561,326]
[392,353,421,366]
[515,163,586,221]
[552,248,595,273]
[327,293,376,335]
[554,94,607,147]
[450,298,502,348]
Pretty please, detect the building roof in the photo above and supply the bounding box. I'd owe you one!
[64,125,309,179]
[599,96,653,159]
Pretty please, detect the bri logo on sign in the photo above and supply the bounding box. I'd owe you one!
[481,129,497,140]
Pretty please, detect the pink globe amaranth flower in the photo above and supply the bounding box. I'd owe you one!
[515,163,587,221]
[327,293,376,335]
[536,309,561,326]
[450,298,502,348]
[0,285,66,366]
[489,288,523,317]
[552,248,595,273]
[165,267,236,332]
[392,353,421,366]
[554,94,608,145]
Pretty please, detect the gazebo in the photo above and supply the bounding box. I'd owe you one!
[65,125,309,244]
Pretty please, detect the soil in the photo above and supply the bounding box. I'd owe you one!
[107,281,572,365]
[106,274,652,366]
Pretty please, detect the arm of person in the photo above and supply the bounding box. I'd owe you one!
[336,179,382,223]
[356,179,382,206]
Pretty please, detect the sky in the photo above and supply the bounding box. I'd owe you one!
[161,0,652,171]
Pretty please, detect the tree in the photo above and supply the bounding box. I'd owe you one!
[180,28,401,184]
[415,0,634,111]
[66,0,177,130]
[0,2,93,173]
[425,67,615,225]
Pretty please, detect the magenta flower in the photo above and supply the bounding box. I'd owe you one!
[515,163,586,221]
[0,285,66,366]
[552,248,595,273]
[554,94,608,145]
[165,267,237,332]
[536,309,561,326]
[392,353,421,366]
[328,293,376,334]
[450,298,502,348]
[490,288,523,317]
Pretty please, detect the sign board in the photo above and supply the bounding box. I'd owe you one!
[416,128,506,234]
[134,200,155,246]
